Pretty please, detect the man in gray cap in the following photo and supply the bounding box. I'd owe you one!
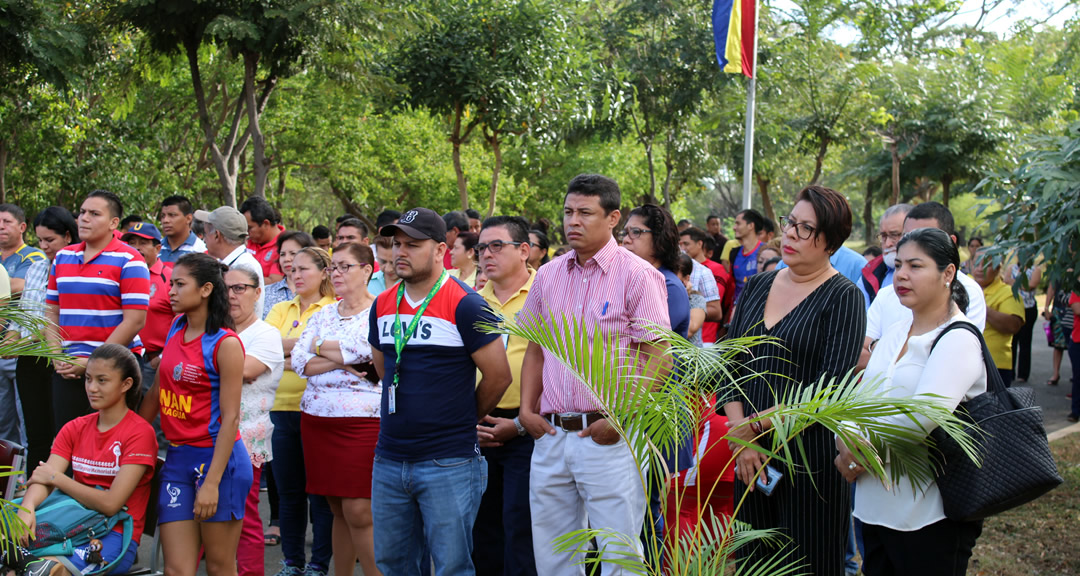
[195,206,265,317]
[367,207,511,575]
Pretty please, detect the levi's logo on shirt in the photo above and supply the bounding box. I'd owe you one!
[381,320,433,341]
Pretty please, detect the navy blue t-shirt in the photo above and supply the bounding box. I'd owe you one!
[368,276,499,461]
[660,266,690,338]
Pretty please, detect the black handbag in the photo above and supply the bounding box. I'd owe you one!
[928,321,1063,521]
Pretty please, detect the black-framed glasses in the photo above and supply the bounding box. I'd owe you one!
[226,283,258,295]
[329,263,366,274]
[619,227,652,240]
[878,231,904,244]
[779,216,817,241]
[475,240,524,254]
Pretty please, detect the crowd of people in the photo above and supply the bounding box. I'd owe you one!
[0,175,1073,576]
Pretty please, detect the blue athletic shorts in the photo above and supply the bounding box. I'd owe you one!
[66,529,137,574]
[158,439,253,524]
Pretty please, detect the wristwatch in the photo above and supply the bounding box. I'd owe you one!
[315,338,325,356]
[512,416,527,437]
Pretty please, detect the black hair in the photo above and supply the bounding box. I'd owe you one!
[762,256,782,270]
[87,189,123,219]
[761,218,776,236]
[677,218,692,228]
[906,201,956,240]
[627,204,680,271]
[736,209,766,234]
[175,253,235,335]
[311,225,331,241]
[277,230,316,253]
[528,229,550,265]
[675,253,695,278]
[481,216,531,244]
[793,185,853,253]
[456,231,479,256]
[680,226,708,244]
[897,227,968,314]
[566,174,621,215]
[375,210,401,230]
[706,214,720,224]
[88,343,143,410]
[32,206,80,245]
[443,210,470,233]
[161,195,194,216]
[192,219,205,237]
[120,214,143,230]
[702,236,717,257]
[967,236,983,247]
[239,196,278,226]
[863,245,883,258]
[465,208,481,220]
[337,218,369,238]
[0,204,28,224]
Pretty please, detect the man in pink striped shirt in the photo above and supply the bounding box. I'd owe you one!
[518,174,671,575]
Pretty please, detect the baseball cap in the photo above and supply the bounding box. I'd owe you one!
[194,206,248,240]
[379,208,447,243]
[121,222,163,244]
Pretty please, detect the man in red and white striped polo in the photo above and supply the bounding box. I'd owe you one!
[518,174,671,575]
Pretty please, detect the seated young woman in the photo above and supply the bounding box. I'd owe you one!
[4,344,156,576]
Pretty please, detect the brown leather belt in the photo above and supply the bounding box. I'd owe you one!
[546,412,604,432]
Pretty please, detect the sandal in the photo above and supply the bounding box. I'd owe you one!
[1048,377,1060,386]
[265,528,281,546]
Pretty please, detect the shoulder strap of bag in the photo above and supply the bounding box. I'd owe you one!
[930,320,1009,399]
[86,511,133,575]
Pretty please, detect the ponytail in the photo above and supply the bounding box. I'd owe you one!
[950,273,969,315]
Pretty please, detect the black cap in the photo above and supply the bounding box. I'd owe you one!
[379,207,447,243]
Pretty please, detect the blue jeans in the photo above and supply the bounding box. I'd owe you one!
[269,411,333,571]
[373,454,488,576]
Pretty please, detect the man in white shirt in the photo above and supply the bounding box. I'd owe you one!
[196,206,265,317]
[861,202,986,367]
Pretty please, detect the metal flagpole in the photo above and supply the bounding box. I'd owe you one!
[741,1,760,210]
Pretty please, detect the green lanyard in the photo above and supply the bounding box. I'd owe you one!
[389,270,448,414]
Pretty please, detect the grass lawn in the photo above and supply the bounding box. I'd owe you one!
[966,432,1080,575]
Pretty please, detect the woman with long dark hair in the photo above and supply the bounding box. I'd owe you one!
[139,253,251,576]
[528,229,550,269]
[837,227,985,575]
[16,207,79,468]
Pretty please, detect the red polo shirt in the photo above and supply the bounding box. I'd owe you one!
[246,225,285,278]
[140,259,175,354]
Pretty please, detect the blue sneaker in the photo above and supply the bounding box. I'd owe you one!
[273,563,304,576]
[303,564,328,576]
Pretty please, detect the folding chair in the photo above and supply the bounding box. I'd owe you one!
[120,457,165,576]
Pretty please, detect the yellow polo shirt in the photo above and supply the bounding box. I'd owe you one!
[266,294,338,411]
[982,278,1025,370]
[478,269,535,410]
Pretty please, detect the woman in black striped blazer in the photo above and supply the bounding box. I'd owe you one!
[721,186,866,576]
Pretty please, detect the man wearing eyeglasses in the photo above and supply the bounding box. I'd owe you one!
[858,203,913,308]
[472,215,539,575]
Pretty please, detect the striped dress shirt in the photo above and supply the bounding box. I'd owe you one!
[519,237,671,414]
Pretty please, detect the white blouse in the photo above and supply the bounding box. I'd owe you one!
[853,313,987,531]
[292,302,381,418]
[238,320,285,465]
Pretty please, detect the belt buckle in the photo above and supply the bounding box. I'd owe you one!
[557,412,586,432]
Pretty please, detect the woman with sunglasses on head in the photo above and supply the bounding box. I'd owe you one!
[836,227,986,575]
[139,253,251,576]
[292,242,381,576]
[264,247,337,576]
[226,266,285,576]
[720,186,866,576]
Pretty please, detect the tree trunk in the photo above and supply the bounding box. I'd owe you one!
[890,140,900,206]
[755,172,775,222]
[661,157,675,209]
[864,178,874,244]
[451,103,469,211]
[644,141,658,205]
[185,37,240,207]
[941,174,953,207]
[244,52,269,198]
[810,136,830,185]
[0,139,7,204]
[485,129,502,218]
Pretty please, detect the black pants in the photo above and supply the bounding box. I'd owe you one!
[862,518,982,576]
[15,357,54,469]
[472,431,537,576]
[51,370,91,434]
[1012,306,1038,380]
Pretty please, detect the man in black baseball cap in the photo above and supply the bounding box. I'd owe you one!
[369,206,511,574]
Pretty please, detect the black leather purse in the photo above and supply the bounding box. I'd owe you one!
[928,321,1063,522]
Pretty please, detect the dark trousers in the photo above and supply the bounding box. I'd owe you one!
[473,432,537,576]
[1069,339,1080,418]
[51,370,91,434]
[269,410,333,570]
[1012,306,1038,380]
[15,357,54,469]
[998,368,1014,389]
[862,518,982,576]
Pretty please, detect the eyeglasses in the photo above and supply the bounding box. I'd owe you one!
[619,227,652,240]
[226,284,257,295]
[779,216,817,241]
[878,231,904,243]
[329,263,366,274]
[475,241,524,254]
